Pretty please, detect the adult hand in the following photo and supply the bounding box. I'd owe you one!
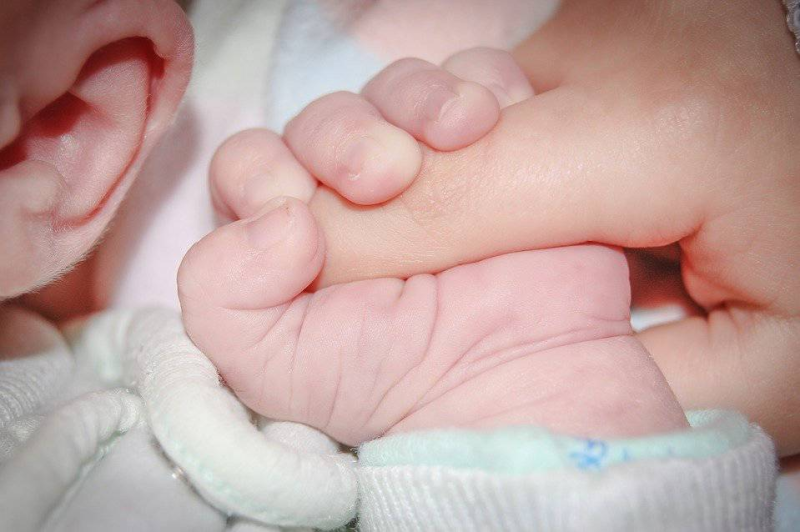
[321,0,800,455]
[208,0,800,454]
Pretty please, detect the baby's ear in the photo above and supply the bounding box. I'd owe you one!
[2,39,158,221]
[0,1,193,298]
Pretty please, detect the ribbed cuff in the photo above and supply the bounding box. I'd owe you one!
[357,413,777,531]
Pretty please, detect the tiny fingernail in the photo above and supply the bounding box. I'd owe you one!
[423,87,459,123]
[343,136,382,181]
[245,197,292,249]
[488,83,514,108]
[505,83,535,106]
[242,172,274,214]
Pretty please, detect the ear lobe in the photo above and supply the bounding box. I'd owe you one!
[0,38,157,224]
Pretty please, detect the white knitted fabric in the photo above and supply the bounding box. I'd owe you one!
[107,309,780,531]
[0,389,143,531]
[357,425,776,532]
[0,306,73,432]
[121,309,358,529]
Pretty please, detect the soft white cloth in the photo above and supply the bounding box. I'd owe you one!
[121,309,357,528]
[0,307,355,531]
[0,389,143,531]
[357,426,776,532]
[0,306,73,433]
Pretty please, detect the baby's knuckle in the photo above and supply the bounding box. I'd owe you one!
[295,92,358,125]
[386,57,432,74]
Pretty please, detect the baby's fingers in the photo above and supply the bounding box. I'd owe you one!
[361,48,533,152]
[362,57,500,151]
[284,91,422,206]
[442,47,534,108]
[178,197,324,359]
[210,129,317,221]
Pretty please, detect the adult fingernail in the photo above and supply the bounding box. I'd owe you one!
[245,197,292,249]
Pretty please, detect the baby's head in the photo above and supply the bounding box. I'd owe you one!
[0,0,192,299]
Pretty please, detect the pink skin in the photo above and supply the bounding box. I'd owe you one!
[359,58,500,152]
[192,48,688,445]
[0,0,193,299]
[179,197,688,447]
[212,49,532,214]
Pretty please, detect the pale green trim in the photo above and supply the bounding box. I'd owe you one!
[358,410,751,474]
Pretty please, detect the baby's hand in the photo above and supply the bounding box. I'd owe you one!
[184,48,686,444]
[179,197,686,446]
[203,7,800,457]
[209,48,531,219]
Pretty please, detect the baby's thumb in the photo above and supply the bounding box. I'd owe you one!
[178,197,324,354]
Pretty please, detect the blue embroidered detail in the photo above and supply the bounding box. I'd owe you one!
[569,439,609,470]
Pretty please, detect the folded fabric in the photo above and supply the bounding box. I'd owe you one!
[71,308,359,529]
